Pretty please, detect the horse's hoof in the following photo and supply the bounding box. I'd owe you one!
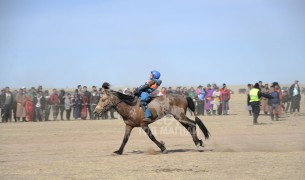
[162,149,168,154]
[112,150,122,155]
[197,145,204,152]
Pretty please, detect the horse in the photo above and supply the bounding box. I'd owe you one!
[93,82,210,155]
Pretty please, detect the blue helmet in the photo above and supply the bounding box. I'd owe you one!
[151,70,161,79]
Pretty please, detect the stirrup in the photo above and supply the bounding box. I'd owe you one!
[143,117,151,122]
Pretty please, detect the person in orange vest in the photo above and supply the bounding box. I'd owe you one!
[248,83,273,125]
[134,70,162,122]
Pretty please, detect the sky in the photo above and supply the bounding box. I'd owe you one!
[1,0,305,89]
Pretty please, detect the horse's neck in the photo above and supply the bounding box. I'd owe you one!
[115,101,139,119]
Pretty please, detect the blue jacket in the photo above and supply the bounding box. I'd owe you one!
[268,91,280,105]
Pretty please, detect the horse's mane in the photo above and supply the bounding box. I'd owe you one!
[102,82,137,105]
[111,91,137,105]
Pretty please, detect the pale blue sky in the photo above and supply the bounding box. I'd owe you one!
[1,0,304,88]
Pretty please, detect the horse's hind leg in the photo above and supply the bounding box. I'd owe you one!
[174,115,204,151]
[141,125,167,153]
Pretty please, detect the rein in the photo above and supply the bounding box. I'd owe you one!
[112,100,123,109]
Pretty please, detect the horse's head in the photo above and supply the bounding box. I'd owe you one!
[93,82,118,116]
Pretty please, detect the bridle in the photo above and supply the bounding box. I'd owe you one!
[96,93,122,117]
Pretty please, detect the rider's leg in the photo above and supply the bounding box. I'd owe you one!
[140,92,152,122]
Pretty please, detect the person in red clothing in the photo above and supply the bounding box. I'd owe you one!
[25,96,34,122]
[220,83,231,115]
[81,94,88,120]
[50,88,60,121]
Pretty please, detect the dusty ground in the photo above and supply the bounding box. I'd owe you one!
[1,93,305,180]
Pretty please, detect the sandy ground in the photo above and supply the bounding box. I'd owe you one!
[1,92,305,180]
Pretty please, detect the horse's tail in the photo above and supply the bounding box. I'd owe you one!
[186,97,195,112]
[195,117,210,140]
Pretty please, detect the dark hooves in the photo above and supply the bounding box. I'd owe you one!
[112,150,122,155]
[196,145,204,152]
[162,149,168,154]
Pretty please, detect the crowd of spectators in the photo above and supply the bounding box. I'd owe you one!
[1,80,301,123]
[246,80,302,118]
[0,85,117,123]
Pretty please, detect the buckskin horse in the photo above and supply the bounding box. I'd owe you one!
[94,82,210,155]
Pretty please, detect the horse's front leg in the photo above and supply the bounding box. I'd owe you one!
[113,125,133,155]
[141,125,167,153]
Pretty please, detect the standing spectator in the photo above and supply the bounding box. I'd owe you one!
[50,88,60,121]
[205,84,214,115]
[270,82,282,112]
[44,90,51,121]
[289,80,301,113]
[258,81,264,90]
[12,90,18,122]
[123,88,132,95]
[81,94,88,120]
[77,85,82,117]
[212,87,221,115]
[16,88,26,122]
[220,83,231,115]
[260,84,269,115]
[109,108,116,119]
[246,84,253,116]
[73,89,82,120]
[26,87,36,101]
[174,87,182,95]
[181,87,188,97]
[25,95,34,122]
[281,90,291,113]
[166,87,173,94]
[65,93,72,120]
[90,86,100,120]
[58,89,66,120]
[33,91,45,122]
[77,85,82,92]
[248,83,273,125]
[268,86,280,121]
[158,87,167,96]
[26,87,37,121]
[196,85,205,116]
[37,85,43,95]
[83,86,92,119]
[1,87,13,123]
[0,89,4,121]
[187,87,197,100]
[187,87,197,116]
